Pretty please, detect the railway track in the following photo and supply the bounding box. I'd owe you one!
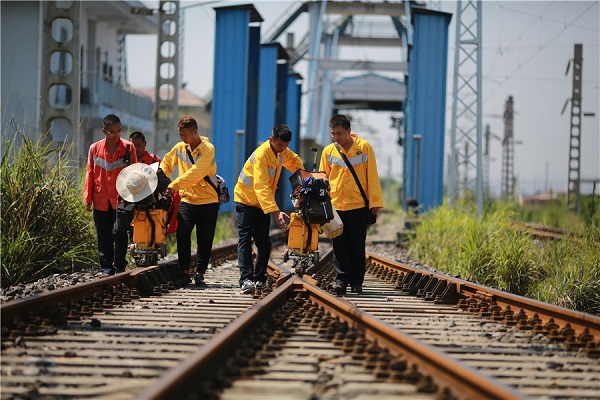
[2,235,599,399]
[516,221,600,245]
[315,252,600,399]
[1,237,291,399]
[521,222,570,241]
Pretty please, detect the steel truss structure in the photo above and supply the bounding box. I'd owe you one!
[448,0,482,212]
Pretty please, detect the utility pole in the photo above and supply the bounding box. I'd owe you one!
[40,1,81,162]
[483,124,491,197]
[502,96,514,200]
[561,44,597,211]
[545,162,549,193]
[463,141,469,198]
[152,1,180,157]
[564,44,583,211]
[131,2,181,156]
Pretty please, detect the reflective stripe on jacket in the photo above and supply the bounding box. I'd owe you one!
[319,133,383,211]
[83,138,137,211]
[234,140,304,213]
[160,137,218,205]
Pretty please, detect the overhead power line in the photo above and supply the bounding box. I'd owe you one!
[495,1,599,33]
[485,2,597,104]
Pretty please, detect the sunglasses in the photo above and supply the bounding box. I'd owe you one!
[104,128,123,135]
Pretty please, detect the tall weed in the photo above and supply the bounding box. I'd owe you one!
[409,203,597,314]
[456,216,498,286]
[531,230,600,315]
[1,131,97,286]
[583,183,599,229]
[409,202,469,275]
[492,229,537,296]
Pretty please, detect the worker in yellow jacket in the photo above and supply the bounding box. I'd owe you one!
[234,124,304,294]
[162,116,219,287]
[319,114,383,296]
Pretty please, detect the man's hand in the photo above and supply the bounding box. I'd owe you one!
[164,187,175,196]
[85,203,93,212]
[371,207,382,215]
[274,210,289,229]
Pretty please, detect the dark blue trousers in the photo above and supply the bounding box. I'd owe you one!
[235,202,271,287]
[332,208,367,287]
[176,201,220,273]
[94,203,128,272]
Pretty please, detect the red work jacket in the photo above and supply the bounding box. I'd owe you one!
[83,138,137,211]
[139,151,161,165]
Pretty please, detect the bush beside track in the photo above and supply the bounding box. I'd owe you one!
[1,131,97,286]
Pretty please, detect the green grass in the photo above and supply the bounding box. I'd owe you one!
[1,130,97,286]
[408,202,471,276]
[506,186,600,233]
[530,231,600,315]
[409,201,600,315]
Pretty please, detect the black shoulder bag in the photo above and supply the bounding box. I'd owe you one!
[334,144,376,225]
[122,143,132,165]
[186,147,230,205]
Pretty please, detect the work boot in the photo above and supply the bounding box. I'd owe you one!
[350,285,363,294]
[194,273,205,286]
[173,269,190,288]
[333,280,346,296]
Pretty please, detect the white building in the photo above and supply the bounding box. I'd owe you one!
[1,1,157,163]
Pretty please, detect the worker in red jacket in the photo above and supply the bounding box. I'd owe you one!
[83,114,138,275]
[129,131,161,165]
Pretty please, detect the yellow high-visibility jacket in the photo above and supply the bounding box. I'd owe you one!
[319,134,383,211]
[234,140,304,213]
[160,137,218,205]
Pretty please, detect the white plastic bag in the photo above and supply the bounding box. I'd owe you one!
[322,208,343,239]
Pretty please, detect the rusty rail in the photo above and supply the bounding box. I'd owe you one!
[1,241,240,335]
[364,251,600,348]
[137,273,523,400]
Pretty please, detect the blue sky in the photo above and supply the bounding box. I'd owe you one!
[127,1,599,196]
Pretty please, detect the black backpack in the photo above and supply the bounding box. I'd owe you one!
[290,170,334,225]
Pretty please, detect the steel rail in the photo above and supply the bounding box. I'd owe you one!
[5,229,596,398]
[1,236,290,399]
[299,278,525,400]
[135,277,297,400]
[366,251,600,343]
[1,271,137,325]
[137,274,524,400]
[1,241,241,334]
[516,221,600,246]
[0,234,285,322]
